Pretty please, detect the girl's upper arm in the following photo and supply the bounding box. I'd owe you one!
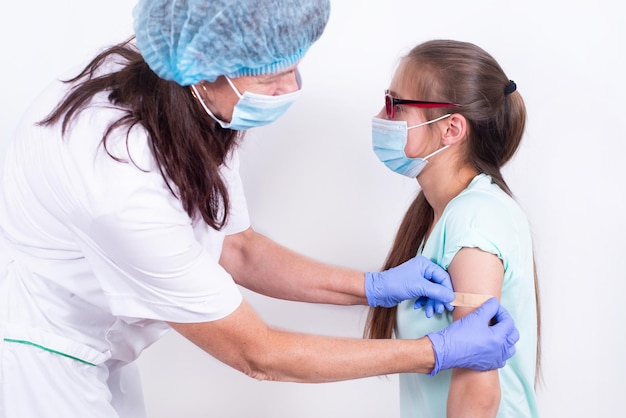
[446,247,504,418]
[448,247,503,307]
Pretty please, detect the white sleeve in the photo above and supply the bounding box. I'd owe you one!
[69,126,243,323]
[76,186,242,323]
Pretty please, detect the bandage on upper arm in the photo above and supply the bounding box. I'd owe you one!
[450,292,493,308]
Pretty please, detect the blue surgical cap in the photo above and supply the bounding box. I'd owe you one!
[133,0,331,86]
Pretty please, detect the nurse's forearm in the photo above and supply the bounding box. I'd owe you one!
[168,301,436,383]
[220,227,367,305]
[250,328,436,382]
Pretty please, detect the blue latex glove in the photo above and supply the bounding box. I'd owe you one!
[426,298,520,376]
[365,255,454,310]
[414,295,449,318]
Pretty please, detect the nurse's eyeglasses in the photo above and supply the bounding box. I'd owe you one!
[385,90,462,119]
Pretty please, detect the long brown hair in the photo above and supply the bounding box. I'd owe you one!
[364,40,541,382]
[39,38,239,230]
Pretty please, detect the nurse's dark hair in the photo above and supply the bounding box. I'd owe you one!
[364,39,542,386]
[39,37,236,230]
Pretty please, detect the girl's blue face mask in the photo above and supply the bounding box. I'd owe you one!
[371,114,451,178]
[191,70,302,131]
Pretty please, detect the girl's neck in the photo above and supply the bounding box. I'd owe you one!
[420,164,479,222]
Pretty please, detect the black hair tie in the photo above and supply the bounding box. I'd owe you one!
[504,80,517,95]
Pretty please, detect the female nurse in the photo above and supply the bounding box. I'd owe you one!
[0,1,518,416]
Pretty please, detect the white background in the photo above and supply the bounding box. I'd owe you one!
[2,1,625,417]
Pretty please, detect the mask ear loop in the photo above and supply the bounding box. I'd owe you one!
[224,76,243,99]
[190,84,216,117]
[190,84,231,128]
[407,113,451,130]
[423,144,450,160]
[407,113,452,160]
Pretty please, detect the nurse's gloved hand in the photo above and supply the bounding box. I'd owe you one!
[426,298,520,376]
[365,255,454,310]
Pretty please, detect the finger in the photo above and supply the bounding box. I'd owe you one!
[422,262,452,289]
[425,298,435,318]
[492,302,516,331]
[491,301,520,344]
[474,297,499,320]
[510,327,520,344]
[419,279,455,303]
[433,300,445,315]
[414,296,427,310]
[505,342,516,362]
[493,301,512,324]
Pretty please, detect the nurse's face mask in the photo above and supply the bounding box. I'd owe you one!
[191,70,302,131]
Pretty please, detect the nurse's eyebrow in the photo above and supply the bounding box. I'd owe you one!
[255,68,297,85]
[267,66,298,79]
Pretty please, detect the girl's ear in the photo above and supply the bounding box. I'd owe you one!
[441,113,468,146]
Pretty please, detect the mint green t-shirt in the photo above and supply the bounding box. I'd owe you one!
[397,174,539,417]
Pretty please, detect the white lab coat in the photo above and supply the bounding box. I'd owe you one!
[0,72,248,417]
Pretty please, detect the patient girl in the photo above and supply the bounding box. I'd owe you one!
[366,39,540,418]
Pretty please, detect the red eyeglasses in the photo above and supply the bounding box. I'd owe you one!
[385,90,462,119]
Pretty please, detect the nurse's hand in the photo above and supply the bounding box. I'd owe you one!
[365,255,454,310]
[426,297,519,376]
